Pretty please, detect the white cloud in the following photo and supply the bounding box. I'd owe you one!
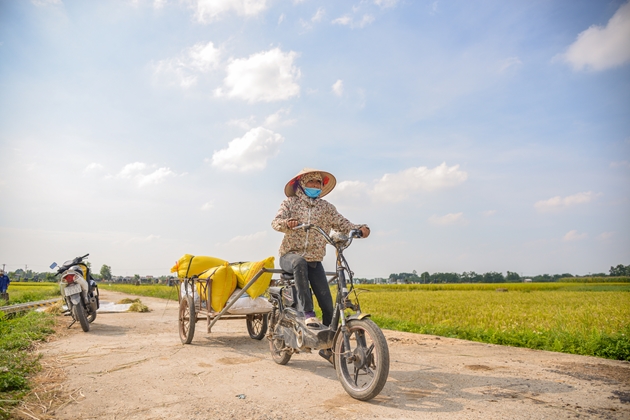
[263,108,296,128]
[190,0,268,24]
[332,79,344,96]
[228,231,266,243]
[226,109,295,131]
[153,0,166,9]
[201,202,214,211]
[117,162,176,187]
[31,0,62,6]
[610,160,630,168]
[430,1,439,15]
[220,48,301,103]
[211,127,284,172]
[597,231,614,241]
[561,1,630,71]
[482,210,496,217]
[563,230,587,242]
[326,180,368,207]
[534,191,599,212]
[278,13,285,24]
[429,212,466,226]
[499,57,522,73]
[371,163,468,202]
[374,0,399,8]
[84,163,104,172]
[119,162,147,178]
[137,167,176,187]
[332,14,375,28]
[154,41,221,88]
[312,8,325,22]
[227,116,257,130]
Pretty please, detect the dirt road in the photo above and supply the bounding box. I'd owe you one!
[23,289,630,419]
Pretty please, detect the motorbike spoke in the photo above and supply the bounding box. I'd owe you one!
[365,343,375,359]
[353,330,367,348]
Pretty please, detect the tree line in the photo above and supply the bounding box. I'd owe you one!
[359,264,630,284]
[5,263,629,284]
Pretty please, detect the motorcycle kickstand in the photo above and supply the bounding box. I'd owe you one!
[67,319,76,329]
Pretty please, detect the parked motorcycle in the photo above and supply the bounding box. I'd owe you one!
[50,253,99,332]
[267,224,390,401]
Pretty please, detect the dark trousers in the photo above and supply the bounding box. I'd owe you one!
[279,253,333,326]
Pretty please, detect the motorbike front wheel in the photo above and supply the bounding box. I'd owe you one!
[333,318,389,401]
[73,303,90,332]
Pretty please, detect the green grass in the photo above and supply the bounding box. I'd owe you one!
[2,282,60,305]
[103,283,179,301]
[561,276,630,283]
[0,311,56,420]
[349,283,630,361]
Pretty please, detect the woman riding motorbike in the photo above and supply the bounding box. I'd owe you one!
[271,168,370,360]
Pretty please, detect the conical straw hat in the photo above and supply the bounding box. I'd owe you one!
[284,168,336,198]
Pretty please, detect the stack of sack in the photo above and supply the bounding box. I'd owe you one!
[171,254,274,313]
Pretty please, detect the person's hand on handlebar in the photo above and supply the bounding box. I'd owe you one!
[359,226,370,238]
[287,219,300,229]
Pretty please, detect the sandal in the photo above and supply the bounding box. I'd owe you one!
[305,316,323,329]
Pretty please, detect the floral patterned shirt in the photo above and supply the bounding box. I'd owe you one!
[271,189,365,262]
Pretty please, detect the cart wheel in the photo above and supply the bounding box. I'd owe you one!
[246,313,268,340]
[179,295,196,344]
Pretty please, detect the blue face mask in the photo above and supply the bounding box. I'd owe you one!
[304,187,321,198]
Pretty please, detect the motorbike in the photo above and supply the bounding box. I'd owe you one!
[267,224,390,401]
[50,253,99,332]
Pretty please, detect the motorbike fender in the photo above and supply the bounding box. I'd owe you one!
[69,294,81,305]
[331,313,372,349]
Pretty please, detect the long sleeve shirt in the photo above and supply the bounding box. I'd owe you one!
[272,189,364,262]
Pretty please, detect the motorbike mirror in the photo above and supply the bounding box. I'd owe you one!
[50,262,58,269]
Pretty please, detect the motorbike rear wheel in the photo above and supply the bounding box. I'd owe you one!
[246,314,268,340]
[73,303,90,332]
[333,318,389,401]
[269,333,292,365]
[179,295,196,344]
[88,287,99,323]
[268,308,291,365]
[87,309,97,323]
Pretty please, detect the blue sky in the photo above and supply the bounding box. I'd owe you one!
[1,0,628,278]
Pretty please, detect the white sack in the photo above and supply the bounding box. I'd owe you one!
[226,289,272,314]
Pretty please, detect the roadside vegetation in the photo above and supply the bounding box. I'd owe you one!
[1,283,60,305]
[0,311,56,420]
[104,283,179,300]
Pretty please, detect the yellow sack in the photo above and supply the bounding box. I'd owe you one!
[197,264,237,312]
[170,254,227,279]
[230,256,275,299]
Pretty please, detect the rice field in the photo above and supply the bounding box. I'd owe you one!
[352,283,630,360]
[1,282,60,305]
